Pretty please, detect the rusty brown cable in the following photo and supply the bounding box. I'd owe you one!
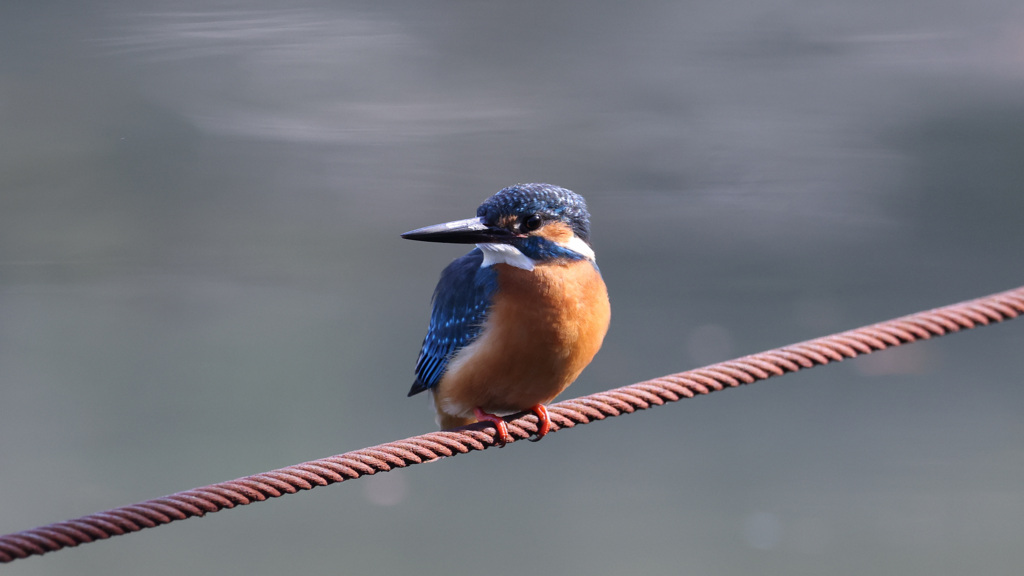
[1,285,1022,564]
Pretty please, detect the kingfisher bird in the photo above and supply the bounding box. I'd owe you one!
[401,183,610,445]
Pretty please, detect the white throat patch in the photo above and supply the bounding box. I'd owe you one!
[477,234,596,271]
[477,243,536,271]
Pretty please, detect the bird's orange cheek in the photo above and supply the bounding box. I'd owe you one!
[535,221,574,244]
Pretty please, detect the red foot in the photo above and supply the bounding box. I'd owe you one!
[474,407,512,446]
[528,404,551,442]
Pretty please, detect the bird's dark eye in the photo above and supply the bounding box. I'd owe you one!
[522,213,543,232]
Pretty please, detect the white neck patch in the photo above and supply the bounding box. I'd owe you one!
[562,235,596,261]
[476,234,596,271]
[477,243,535,271]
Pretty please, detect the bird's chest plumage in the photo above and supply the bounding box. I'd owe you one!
[435,259,610,418]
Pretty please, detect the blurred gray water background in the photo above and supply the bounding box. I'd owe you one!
[2,1,1023,574]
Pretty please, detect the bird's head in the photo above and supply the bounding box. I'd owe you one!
[402,183,595,270]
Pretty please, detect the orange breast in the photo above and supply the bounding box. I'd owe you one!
[433,258,610,423]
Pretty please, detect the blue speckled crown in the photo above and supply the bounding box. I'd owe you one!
[476,183,592,243]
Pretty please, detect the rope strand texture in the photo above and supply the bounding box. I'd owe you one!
[2,285,1022,563]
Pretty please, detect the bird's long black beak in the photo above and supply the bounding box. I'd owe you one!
[401,217,516,244]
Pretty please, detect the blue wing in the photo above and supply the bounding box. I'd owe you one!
[408,248,498,396]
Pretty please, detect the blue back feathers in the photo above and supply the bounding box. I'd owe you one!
[409,249,497,396]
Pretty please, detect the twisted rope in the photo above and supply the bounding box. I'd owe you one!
[2,285,1022,563]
